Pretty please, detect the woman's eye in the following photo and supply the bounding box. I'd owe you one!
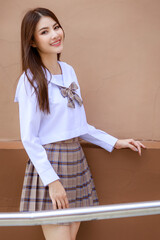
[54,25,60,30]
[41,30,48,35]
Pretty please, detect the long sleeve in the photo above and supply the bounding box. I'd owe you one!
[15,75,59,186]
[80,124,118,152]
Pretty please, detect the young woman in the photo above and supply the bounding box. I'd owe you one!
[14,7,145,240]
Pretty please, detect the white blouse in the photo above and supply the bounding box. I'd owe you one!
[14,61,118,186]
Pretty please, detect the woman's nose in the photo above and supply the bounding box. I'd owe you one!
[51,29,59,39]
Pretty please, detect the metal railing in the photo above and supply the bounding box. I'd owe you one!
[0,201,160,226]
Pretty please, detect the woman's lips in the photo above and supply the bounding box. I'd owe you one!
[50,40,61,46]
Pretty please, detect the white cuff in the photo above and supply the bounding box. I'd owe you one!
[40,168,60,186]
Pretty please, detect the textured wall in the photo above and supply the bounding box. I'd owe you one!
[1,0,160,140]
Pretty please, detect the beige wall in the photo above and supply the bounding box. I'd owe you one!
[1,2,160,239]
[1,0,160,141]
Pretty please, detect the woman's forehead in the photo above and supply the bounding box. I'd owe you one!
[35,16,57,31]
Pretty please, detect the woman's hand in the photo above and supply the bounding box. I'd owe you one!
[114,139,146,156]
[48,180,69,210]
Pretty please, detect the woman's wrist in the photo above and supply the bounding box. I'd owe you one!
[114,139,120,149]
[48,179,59,187]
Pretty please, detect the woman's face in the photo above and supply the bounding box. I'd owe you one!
[32,16,64,57]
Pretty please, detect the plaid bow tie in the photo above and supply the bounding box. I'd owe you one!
[59,82,83,108]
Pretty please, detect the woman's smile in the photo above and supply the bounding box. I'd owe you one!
[50,39,61,47]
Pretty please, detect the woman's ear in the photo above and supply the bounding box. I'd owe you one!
[31,41,37,48]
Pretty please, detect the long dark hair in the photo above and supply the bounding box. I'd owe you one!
[21,7,64,113]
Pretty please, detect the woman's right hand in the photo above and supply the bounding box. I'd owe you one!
[48,180,69,210]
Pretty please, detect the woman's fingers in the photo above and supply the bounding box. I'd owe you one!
[56,199,62,209]
[60,198,67,209]
[64,195,69,208]
[52,199,57,210]
[52,197,69,210]
[48,180,69,210]
[128,142,139,152]
[52,198,68,210]
[137,141,146,149]
[129,139,147,155]
[129,139,142,156]
[115,139,146,155]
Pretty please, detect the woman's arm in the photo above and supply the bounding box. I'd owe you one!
[80,124,118,152]
[15,75,69,209]
[15,75,59,186]
[80,124,146,155]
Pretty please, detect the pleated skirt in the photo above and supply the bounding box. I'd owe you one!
[20,138,99,212]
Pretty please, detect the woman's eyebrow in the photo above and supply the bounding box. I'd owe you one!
[39,23,58,32]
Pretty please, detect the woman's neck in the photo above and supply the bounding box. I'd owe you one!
[40,53,62,75]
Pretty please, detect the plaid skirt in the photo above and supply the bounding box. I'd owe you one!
[20,138,99,212]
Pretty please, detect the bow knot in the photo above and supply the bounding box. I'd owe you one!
[59,82,83,108]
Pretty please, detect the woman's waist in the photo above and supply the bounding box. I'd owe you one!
[55,137,79,144]
[43,137,80,147]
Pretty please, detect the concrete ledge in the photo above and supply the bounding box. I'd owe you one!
[0,140,159,149]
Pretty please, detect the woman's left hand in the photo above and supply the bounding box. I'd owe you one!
[114,139,146,156]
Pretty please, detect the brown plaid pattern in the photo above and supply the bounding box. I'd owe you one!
[59,82,83,108]
[20,138,99,212]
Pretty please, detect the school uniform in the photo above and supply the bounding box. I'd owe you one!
[14,61,118,211]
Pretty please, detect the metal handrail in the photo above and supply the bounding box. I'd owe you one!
[0,201,160,226]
